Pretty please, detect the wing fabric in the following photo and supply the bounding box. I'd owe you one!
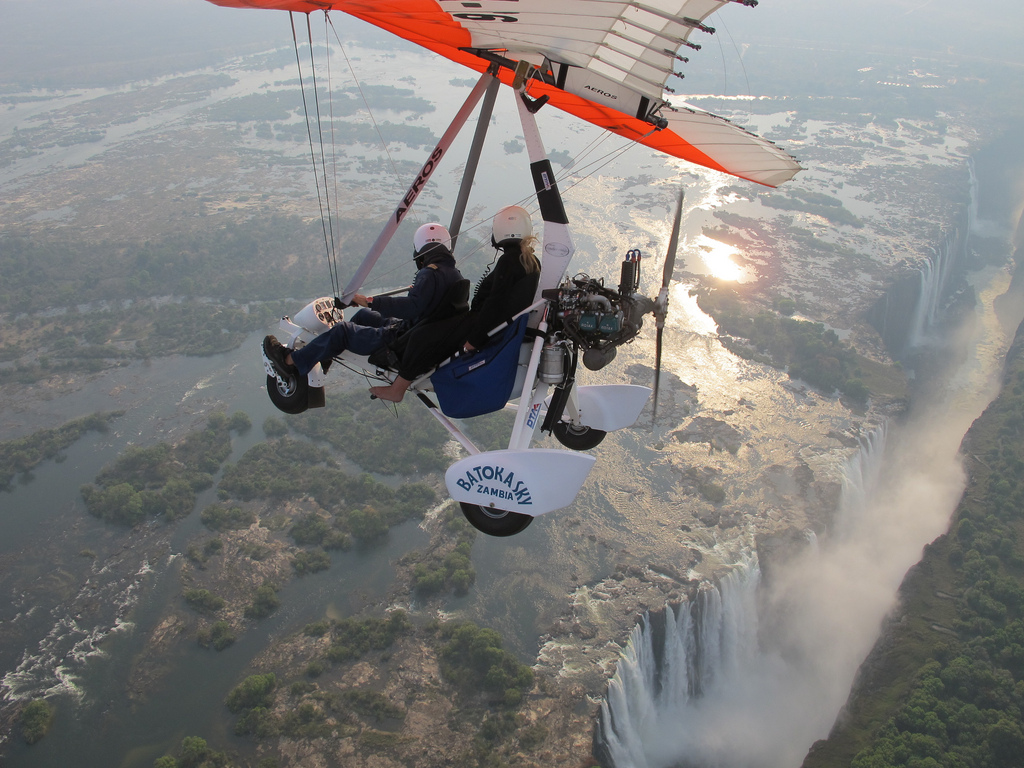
[206,0,801,186]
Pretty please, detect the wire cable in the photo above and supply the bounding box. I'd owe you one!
[719,16,752,96]
[290,11,339,297]
[323,12,342,254]
[304,13,341,295]
[326,14,404,185]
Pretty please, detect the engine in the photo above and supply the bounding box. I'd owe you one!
[544,250,655,371]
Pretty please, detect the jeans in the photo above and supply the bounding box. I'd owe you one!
[290,308,397,376]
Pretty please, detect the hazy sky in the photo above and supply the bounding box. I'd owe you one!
[716,0,1024,62]
[3,0,1022,88]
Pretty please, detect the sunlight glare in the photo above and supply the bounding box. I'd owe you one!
[694,234,748,282]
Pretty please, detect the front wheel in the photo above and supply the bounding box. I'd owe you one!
[266,372,309,415]
[459,503,533,537]
[553,421,607,450]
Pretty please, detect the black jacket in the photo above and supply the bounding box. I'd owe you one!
[465,244,539,349]
[371,244,462,325]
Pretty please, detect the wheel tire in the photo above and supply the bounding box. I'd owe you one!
[553,421,607,450]
[266,373,309,415]
[459,502,533,537]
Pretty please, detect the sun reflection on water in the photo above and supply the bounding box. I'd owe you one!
[693,234,752,282]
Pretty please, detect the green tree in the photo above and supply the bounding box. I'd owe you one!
[292,548,331,575]
[178,736,208,768]
[245,583,281,619]
[226,673,277,713]
[348,506,388,542]
[20,699,53,744]
[228,411,252,433]
[184,589,225,614]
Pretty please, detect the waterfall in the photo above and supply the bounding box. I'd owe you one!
[595,562,761,768]
[867,159,977,356]
[594,421,965,768]
[907,160,976,349]
[833,424,888,537]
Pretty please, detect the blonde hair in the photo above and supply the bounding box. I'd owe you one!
[518,235,541,275]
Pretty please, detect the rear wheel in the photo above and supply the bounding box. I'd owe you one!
[459,502,533,537]
[553,421,607,450]
[266,372,309,414]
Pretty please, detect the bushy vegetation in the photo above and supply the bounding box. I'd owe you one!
[840,332,1024,767]
[200,503,256,532]
[20,699,53,744]
[183,588,225,614]
[695,286,871,402]
[291,548,331,576]
[325,611,411,663]
[290,390,451,475]
[226,673,277,713]
[152,735,236,768]
[244,581,281,620]
[439,622,534,708]
[288,512,350,549]
[0,412,120,490]
[197,621,236,651]
[80,412,246,526]
[218,437,436,540]
[412,508,477,596]
[185,537,224,567]
[342,689,405,722]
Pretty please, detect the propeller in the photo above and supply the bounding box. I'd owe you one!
[652,188,685,424]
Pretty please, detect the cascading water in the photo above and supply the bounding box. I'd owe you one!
[833,424,888,538]
[867,159,978,356]
[595,427,890,768]
[907,160,977,348]
[595,562,762,768]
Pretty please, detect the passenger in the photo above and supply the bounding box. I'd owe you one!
[263,223,463,379]
[369,205,541,403]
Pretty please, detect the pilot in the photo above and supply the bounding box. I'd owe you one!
[263,223,463,380]
[369,205,541,403]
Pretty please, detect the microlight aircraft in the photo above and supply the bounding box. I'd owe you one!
[207,0,800,536]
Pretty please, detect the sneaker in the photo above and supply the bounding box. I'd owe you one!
[263,335,296,377]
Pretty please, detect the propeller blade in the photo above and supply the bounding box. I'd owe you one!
[653,326,664,424]
[653,188,684,424]
[661,187,685,300]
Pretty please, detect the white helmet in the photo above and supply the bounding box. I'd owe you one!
[413,222,451,255]
[491,205,533,247]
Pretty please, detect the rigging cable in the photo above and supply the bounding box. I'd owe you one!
[326,13,404,185]
[304,13,341,295]
[719,16,753,96]
[323,12,342,253]
[290,11,340,297]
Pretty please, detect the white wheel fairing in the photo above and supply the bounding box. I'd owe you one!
[573,385,651,432]
[445,448,596,517]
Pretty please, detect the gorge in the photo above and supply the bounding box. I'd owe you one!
[593,148,1024,767]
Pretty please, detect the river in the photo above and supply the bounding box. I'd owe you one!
[0,334,433,767]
